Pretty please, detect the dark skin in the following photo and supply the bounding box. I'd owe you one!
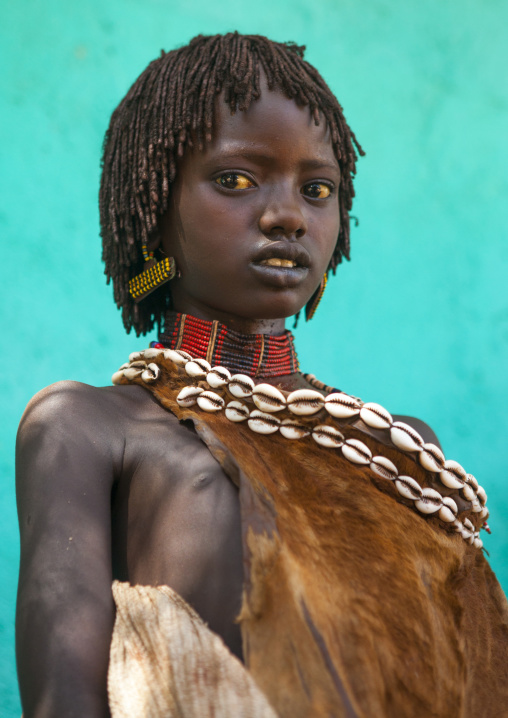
[16,87,439,718]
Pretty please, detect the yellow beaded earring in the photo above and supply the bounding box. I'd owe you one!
[128,244,177,303]
[305,273,328,321]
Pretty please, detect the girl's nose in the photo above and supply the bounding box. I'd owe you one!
[258,188,307,240]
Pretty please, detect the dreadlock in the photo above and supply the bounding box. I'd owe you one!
[100,32,364,336]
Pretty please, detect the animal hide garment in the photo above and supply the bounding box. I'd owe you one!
[108,581,277,718]
[114,356,508,718]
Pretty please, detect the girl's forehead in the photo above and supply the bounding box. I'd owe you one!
[211,88,336,163]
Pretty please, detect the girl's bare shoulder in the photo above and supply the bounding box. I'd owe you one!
[16,380,176,473]
[20,380,162,427]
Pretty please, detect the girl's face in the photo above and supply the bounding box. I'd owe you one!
[159,86,341,333]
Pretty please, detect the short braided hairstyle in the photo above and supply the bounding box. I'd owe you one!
[100,32,364,335]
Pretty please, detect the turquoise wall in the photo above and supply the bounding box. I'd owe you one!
[2,0,507,713]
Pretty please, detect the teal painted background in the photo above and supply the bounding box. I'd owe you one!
[1,0,507,713]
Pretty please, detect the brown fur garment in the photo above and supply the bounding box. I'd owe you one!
[121,357,508,718]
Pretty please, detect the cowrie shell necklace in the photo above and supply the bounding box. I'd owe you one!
[113,348,489,549]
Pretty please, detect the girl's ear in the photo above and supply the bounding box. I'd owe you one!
[149,207,174,256]
[146,233,162,254]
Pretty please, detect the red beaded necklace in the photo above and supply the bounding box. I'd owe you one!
[155,312,299,378]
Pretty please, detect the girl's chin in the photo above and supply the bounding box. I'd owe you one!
[230,301,310,323]
[171,286,313,326]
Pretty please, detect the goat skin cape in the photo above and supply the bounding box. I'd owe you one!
[115,358,508,718]
[108,581,277,718]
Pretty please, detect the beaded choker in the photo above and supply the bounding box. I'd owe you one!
[156,312,299,378]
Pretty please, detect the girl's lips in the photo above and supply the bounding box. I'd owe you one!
[251,240,311,270]
[249,260,308,288]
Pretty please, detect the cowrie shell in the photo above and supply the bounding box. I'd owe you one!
[341,439,372,465]
[461,518,474,541]
[439,459,467,490]
[197,391,225,412]
[370,456,398,480]
[129,351,144,362]
[415,487,442,514]
[248,410,281,435]
[452,519,463,533]
[465,473,479,492]
[207,366,231,388]
[144,347,164,359]
[395,475,423,501]
[164,349,192,365]
[419,443,445,473]
[461,483,476,502]
[324,393,361,419]
[176,385,204,407]
[112,370,125,385]
[390,422,424,452]
[252,384,287,413]
[312,425,344,449]
[287,389,324,416]
[462,529,474,544]
[473,535,483,549]
[141,363,160,383]
[439,496,458,523]
[479,506,489,520]
[360,402,393,430]
[124,365,145,380]
[185,358,211,378]
[462,530,474,543]
[280,419,310,440]
[229,374,255,399]
[463,517,474,532]
[470,498,482,513]
[476,486,487,505]
[225,401,250,422]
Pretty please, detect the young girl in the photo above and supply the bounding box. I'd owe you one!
[16,33,508,718]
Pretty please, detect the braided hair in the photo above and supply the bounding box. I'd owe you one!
[100,32,364,335]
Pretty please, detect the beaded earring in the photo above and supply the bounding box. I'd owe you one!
[128,244,177,303]
[305,273,328,321]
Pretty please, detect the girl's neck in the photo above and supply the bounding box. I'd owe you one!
[157,311,299,378]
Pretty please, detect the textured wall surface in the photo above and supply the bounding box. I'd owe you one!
[1,0,507,713]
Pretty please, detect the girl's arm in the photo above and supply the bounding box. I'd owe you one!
[16,381,120,718]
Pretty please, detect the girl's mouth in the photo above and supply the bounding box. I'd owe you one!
[258,258,297,268]
[251,241,311,270]
[250,258,308,290]
[250,241,311,288]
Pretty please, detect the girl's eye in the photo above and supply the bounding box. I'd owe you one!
[303,182,332,199]
[215,173,255,190]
